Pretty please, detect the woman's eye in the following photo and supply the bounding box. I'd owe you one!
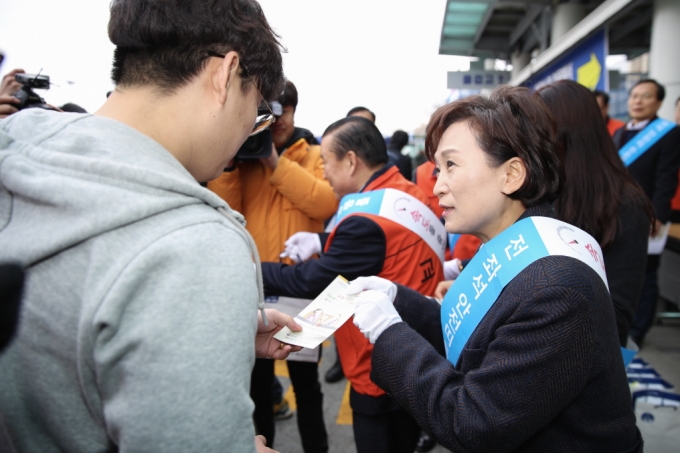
[446,160,455,168]
[434,167,441,176]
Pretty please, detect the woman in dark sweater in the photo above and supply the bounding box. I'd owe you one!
[347,86,642,453]
[536,80,654,346]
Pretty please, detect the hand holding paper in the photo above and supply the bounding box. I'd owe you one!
[352,290,402,344]
[345,276,398,303]
[256,309,303,359]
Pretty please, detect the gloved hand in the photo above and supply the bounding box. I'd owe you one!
[352,290,402,344]
[346,276,397,303]
[443,258,463,280]
[279,232,322,263]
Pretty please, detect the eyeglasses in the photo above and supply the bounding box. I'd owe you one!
[207,50,275,136]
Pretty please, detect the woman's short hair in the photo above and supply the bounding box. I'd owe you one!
[108,0,285,101]
[322,116,388,168]
[425,85,563,207]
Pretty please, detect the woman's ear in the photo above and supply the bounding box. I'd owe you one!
[501,157,526,195]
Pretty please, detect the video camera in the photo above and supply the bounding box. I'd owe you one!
[235,101,282,160]
[13,73,56,111]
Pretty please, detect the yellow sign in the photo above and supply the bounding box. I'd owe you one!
[577,53,602,90]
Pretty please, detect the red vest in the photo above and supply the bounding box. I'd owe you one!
[327,166,444,396]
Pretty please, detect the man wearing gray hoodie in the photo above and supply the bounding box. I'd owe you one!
[0,1,300,452]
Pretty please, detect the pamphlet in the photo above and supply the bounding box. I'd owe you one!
[649,222,671,255]
[264,295,319,362]
[274,275,356,349]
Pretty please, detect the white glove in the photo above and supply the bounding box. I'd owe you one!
[352,290,402,344]
[346,276,397,303]
[279,232,322,263]
[444,258,463,280]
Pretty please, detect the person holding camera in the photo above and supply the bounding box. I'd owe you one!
[0,1,299,452]
[208,80,336,453]
[0,68,24,118]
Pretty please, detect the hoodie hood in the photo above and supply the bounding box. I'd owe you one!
[0,109,245,267]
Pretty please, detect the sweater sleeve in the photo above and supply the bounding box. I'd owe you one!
[262,216,386,299]
[268,151,338,222]
[370,267,596,453]
[94,223,258,453]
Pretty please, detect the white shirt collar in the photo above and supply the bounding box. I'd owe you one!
[626,118,651,131]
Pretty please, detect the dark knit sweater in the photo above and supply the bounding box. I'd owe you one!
[370,204,642,453]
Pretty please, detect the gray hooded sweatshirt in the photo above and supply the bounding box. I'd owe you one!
[0,109,264,452]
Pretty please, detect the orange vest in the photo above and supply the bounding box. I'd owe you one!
[327,166,444,397]
[414,162,481,261]
[607,117,625,137]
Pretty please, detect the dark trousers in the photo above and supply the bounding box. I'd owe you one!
[349,387,421,453]
[250,357,328,453]
[630,255,661,341]
[352,408,421,453]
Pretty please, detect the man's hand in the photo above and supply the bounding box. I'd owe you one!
[255,435,280,453]
[0,95,20,119]
[255,309,303,359]
[434,280,453,300]
[279,232,322,263]
[0,69,25,97]
[259,143,279,170]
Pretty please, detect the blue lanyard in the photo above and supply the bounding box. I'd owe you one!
[619,118,675,167]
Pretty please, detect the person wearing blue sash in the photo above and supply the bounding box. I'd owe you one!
[536,80,655,347]
[612,79,680,348]
[347,86,642,453]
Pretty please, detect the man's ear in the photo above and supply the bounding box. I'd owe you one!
[501,157,526,195]
[209,50,240,105]
[345,150,358,175]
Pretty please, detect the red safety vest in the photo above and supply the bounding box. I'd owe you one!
[326,166,444,397]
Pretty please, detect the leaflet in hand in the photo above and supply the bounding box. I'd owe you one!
[274,275,356,349]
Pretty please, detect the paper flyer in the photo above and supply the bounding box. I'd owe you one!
[274,275,356,349]
[264,295,319,362]
[648,222,671,255]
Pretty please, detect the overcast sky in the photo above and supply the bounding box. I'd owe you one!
[0,0,470,136]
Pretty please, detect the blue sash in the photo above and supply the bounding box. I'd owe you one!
[440,217,635,368]
[618,118,676,167]
[336,188,446,262]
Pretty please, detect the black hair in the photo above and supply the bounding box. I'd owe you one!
[389,130,409,150]
[426,85,563,207]
[278,80,298,110]
[537,80,654,248]
[323,116,387,168]
[630,78,666,102]
[108,0,285,100]
[346,106,376,122]
[60,103,87,113]
[593,90,609,106]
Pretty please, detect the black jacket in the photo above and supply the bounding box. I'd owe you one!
[613,121,680,223]
[370,204,642,453]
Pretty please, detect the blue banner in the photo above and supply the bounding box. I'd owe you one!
[524,29,607,92]
[618,118,676,167]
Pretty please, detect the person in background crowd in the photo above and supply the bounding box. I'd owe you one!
[324,104,379,385]
[538,80,655,346]
[594,89,625,137]
[347,106,376,122]
[613,79,680,348]
[386,130,412,180]
[0,68,24,118]
[349,85,642,453]
[263,116,444,453]
[208,80,335,453]
[672,96,680,222]
[0,1,300,452]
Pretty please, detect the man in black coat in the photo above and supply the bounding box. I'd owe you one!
[613,79,680,347]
